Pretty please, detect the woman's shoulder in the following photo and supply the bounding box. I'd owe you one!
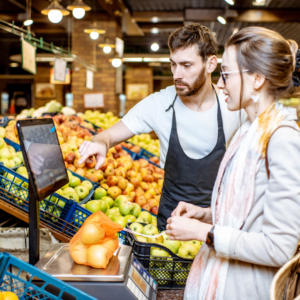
[268,121,300,153]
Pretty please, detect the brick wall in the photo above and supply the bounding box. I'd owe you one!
[71,18,122,115]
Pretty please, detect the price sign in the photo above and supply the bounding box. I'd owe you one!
[53,58,67,82]
[21,39,36,74]
[83,93,104,108]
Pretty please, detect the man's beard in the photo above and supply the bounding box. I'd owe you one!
[174,67,206,97]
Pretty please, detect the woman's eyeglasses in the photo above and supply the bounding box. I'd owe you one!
[220,68,249,84]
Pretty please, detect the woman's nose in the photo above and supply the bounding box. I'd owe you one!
[217,76,224,89]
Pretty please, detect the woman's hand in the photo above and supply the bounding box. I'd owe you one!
[79,141,106,170]
[165,216,213,242]
[171,201,212,223]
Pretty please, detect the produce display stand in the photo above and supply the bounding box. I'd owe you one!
[125,223,193,289]
[0,251,97,300]
[0,164,94,242]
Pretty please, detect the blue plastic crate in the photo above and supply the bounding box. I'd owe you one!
[0,252,96,300]
[4,138,21,151]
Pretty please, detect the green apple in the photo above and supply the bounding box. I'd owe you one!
[69,176,81,188]
[0,127,5,138]
[80,204,86,208]
[63,187,79,202]
[96,199,109,213]
[9,159,15,168]
[86,200,102,213]
[129,222,144,233]
[152,218,157,226]
[102,196,114,208]
[114,195,127,207]
[136,217,149,224]
[150,247,170,258]
[15,152,24,163]
[124,215,136,223]
[67,170,72,178]
[7,146,15,155]
[106,207,120,215]
[139,211,152,224]
[119,201,134,216]
[135,236,148,242]
[142,224,158,236]
[17,166,27,174]
[182,240,202,251]
[56,189,64,196]
[163,235,182,254]
[148,235,164,244]
[131,203,141,218]
[12,156,22,167]
[0,138,5,149]
[94,187,107,199]
[82,180,93,192]
[111,213,122,221]
[0,158,10,168]
[74,185,89,200]
[0,148,12,160]
[57,200,66,208]
[178,243,198,259]
[61,182,69,190]
[114,216,127,228]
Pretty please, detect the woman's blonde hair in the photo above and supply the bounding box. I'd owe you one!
[226,26,300,100]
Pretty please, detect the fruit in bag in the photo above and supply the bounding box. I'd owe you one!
[69,211,123,269]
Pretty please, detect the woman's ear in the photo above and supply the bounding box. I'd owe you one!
[206,56,217,74]
[253,73,266,90]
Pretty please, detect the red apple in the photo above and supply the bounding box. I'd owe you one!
[65,151,75,164]
[147,199,158,208]
[130,177,140,189]
[74,158,85,168]
[68,164,76,172]
[139,159,149,168]
[107,186,122,199]
[86,156,96,169]
[100,163,108,171]
[104,166,115,178]
[64,161,68,168]
[126,191,136,202]
[118,178,128,190]
[115,144,122,152]
[131,145,141,153]
[127,170,137,181]
[75,168,86,177]
[106,175,118,187]
[140,182,150,191]
[151,206,158,215]
[141,204,151,211]
[85,172,98,182]
[135,195,147,207]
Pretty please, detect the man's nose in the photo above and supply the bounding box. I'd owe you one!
[173,67,183,80]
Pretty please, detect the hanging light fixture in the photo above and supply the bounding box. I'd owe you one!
[99,38,115,54]
[41,0,70,24]
[84,23,106,40]
[24,0,33,26]
[151,43,159,51]
[67,0,91,19]
[111,58,122,68]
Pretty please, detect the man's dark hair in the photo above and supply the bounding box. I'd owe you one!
[168,23,218,61]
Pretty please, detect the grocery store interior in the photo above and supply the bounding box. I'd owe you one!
[0,0,299,300]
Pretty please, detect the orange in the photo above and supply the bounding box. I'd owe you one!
[2,292,19,300]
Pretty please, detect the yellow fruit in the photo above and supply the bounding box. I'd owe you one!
[81,223,105,245]
[2,292,19,300]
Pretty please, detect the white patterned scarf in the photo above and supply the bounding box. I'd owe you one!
[184,102,297,300]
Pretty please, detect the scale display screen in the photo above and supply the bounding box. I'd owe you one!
[17,118,68,201]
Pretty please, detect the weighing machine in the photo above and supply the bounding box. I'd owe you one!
[17,119,157,300]
[35,243,157,300]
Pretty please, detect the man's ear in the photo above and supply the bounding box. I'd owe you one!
[206,56,218,74]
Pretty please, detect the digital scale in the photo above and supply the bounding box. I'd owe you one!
[16,119,157,300]
[35,243,157,300]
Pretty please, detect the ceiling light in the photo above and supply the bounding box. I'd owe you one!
[10,63,18,67]
[67,0,91,19]
[217,16,226,25]
[98,38,115,54]
[23,19,33,26]
[225,0,234,4]
[151,43,159,52]
[41,0,70,24]
[112,58,122,68]
[151,17,159,23]
[103,46,112,54]
[253,0,265,5]
[84,25,105,40]
[151,28,159,34]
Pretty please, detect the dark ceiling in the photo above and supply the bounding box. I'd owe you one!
[0,0,300,74]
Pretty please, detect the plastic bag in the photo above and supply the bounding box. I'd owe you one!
[69,211,123,269]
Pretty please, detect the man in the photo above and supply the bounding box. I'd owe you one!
[79,24,245,230]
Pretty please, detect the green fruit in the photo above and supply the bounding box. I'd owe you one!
[12,156,22,167]
[74,185,89,200]
[96,200,109,213]
[101,196,114,208]
[69,176,81,188]
[124,215,136,223]
[17,166,27,174]
[82,180,93,192]
[139,211,152,224]
[15,152,24,163]
[94,187,107,199]
[85,200,102,213]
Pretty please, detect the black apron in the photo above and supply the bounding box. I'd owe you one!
[157,85,226,231]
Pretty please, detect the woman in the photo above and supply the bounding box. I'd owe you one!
[165,27,300,300]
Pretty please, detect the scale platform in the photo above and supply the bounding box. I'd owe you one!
[34,243,157,300]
